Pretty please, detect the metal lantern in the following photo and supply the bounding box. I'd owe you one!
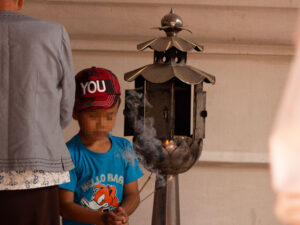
[124,9,215,225]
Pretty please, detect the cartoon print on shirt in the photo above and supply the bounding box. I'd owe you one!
[80,184,119,212]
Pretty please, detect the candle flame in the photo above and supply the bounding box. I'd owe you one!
[163,139,169,147]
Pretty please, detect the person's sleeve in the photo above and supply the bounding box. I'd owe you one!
[124,142,144,184]
[58,25,75,129]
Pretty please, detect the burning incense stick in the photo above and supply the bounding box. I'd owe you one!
[123,172,153,214]
[139,172,152,194]
[140,190,155,204]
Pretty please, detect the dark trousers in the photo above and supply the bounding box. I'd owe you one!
[0,185,60,225]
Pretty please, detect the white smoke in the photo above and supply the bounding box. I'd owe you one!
[125,90,166,187]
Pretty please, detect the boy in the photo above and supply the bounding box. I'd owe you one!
[59,67,144,225]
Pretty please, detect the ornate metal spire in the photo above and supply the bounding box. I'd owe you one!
[125,9,215,85]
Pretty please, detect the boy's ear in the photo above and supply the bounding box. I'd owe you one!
[116,98,121,110]
[17,0,24,10]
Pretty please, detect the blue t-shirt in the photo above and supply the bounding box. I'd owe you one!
[59,133,144,225]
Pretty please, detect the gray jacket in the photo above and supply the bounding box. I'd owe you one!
[0,10,75,172]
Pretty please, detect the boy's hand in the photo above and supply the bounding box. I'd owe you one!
[107,207,129,225]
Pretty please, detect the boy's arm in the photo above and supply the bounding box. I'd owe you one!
[107,181,140,225]
[119,180,140,215]
[59,188,106,225]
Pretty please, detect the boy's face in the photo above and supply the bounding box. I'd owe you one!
[74,102,119,141]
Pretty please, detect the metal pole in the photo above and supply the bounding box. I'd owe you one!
[152,174,180,225]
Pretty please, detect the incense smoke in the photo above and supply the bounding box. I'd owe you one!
[125,90,167,187]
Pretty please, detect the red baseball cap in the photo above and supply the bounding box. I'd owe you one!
[74,67,121,112]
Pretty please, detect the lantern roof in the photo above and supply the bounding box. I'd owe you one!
[124,63,215,85]
[137,37,203,52]
[124,9,216,85]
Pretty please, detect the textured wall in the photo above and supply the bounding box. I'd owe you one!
[22,0,299,224]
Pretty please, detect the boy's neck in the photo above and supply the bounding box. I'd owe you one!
[79,132,112,153]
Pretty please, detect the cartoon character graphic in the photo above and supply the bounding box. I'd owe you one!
[80,184,119,212]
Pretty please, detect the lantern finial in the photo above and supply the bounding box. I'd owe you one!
[159,9,185,36]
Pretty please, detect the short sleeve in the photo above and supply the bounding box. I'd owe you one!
[59,167,77,192]
[59,138,78,192]
[124,142,144,184]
